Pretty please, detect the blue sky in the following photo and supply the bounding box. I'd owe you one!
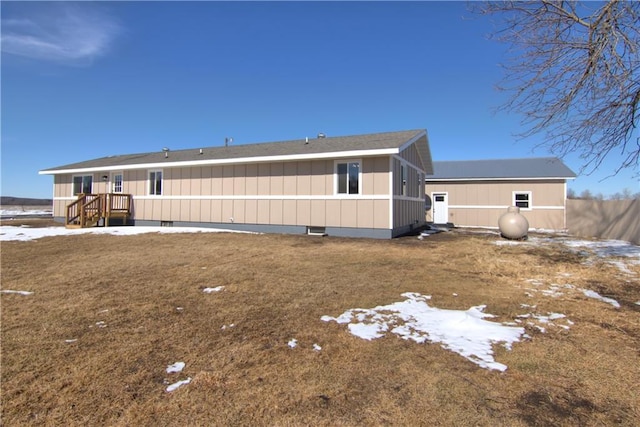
[2,1,638,199]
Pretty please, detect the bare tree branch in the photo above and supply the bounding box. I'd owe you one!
[472,0,640,177]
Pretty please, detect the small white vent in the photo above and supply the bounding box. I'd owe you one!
[307,226,327,236]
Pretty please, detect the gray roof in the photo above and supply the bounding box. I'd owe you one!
[40,129,433,174]
[427,157,576,180]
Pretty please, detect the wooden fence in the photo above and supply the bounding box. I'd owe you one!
[566,199,640,245]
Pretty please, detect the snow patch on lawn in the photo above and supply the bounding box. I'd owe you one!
[0,208,52,217]
[203,286,225,293]
[166,362,186,374]
[166,378,191,392]
[322,292,525,372]
[520,277,622,309]
[0,225,256,242]
[495,236,639,274]
[582,289,621,309]
[1,289,34,295]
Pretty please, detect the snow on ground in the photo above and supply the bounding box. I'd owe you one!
[166,362,186,374]
[514,312,573,333]
[495,235,640,275]
[520,276,623,309]
[322,292,525,372]
[0,208,52,217]
[4,226,636,376]
[0,290,34,295]
[166,377,191,392]
[0,225,256,242]
[582,289,621,309]
[165,362,190,392]
[203,286,225,293]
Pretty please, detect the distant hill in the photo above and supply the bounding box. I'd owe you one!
[1,196,53,206]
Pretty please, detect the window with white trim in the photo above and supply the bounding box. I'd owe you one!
[401,164,407,196]
[417,172,422,198]
[513,191,532,210]
[335,161,360,195]
[72,175,93,195]
[149,170,163,195]
[112,173,123,193]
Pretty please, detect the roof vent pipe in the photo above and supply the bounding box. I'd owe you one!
[317,133,326,139]
[199,148,203,155]
[305,136,309,144]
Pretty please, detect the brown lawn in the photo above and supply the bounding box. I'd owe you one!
[1,220,639,426]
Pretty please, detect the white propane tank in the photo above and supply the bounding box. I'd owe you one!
[498,206,529,239]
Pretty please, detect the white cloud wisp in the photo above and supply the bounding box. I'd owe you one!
[1,4,120,64]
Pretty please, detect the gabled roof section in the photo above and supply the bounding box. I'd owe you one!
[427,157,576,181]
[397,131,433,174]
[40,129,430,174]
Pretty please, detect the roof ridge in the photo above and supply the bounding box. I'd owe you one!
[102,129,426,158]
[434,156,560,163]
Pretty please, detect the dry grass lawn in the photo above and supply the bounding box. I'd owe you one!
[2,220,639,426]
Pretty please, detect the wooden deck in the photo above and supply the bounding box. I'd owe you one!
[65,193,132,228]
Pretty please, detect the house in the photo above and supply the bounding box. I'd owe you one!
[425,157,576,230]
[39,129,433,239]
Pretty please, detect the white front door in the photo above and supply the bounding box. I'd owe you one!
[432,192,448,224]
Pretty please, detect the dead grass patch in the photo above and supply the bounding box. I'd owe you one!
[1,225,639,425]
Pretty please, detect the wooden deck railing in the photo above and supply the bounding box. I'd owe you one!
[66,193,132,228]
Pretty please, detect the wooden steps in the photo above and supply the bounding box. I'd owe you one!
[65,193,132,228]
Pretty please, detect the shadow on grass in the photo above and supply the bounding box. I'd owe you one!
[516,389,605,426]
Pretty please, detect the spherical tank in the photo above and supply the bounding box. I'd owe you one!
[498,206,529,239]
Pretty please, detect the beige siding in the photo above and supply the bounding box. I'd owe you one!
[283,162,297,195]
[270,163,284,196]
[245,199,257,224]
[325,199,341,226]
[256,200,270,224]
[391,150,427,231]
[340,200,358,228]
[50,157,394,230]
[297,161,311,195]
[233,199,245,223]
[357,199,374,228]
[200,199,211,222]
[373,200,389,229]
[245,164,258,194]
[270,199,283,224]
[393,199,425,228]
[310,200,326,226]
[310,160,330,195]
[296,200,311,225]
[283,199,296,225]
[233,165,246,195]
[398,142,420,168]
[425,180,568,230]
[53,199,67,217]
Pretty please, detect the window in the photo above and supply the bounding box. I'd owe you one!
[513,191,532,210]
[112,173,123,193]
[72,175,93,195]
[417,172,422,198]
[149,170,163,195]
[401,164,407,196]
[336,161,360,194]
